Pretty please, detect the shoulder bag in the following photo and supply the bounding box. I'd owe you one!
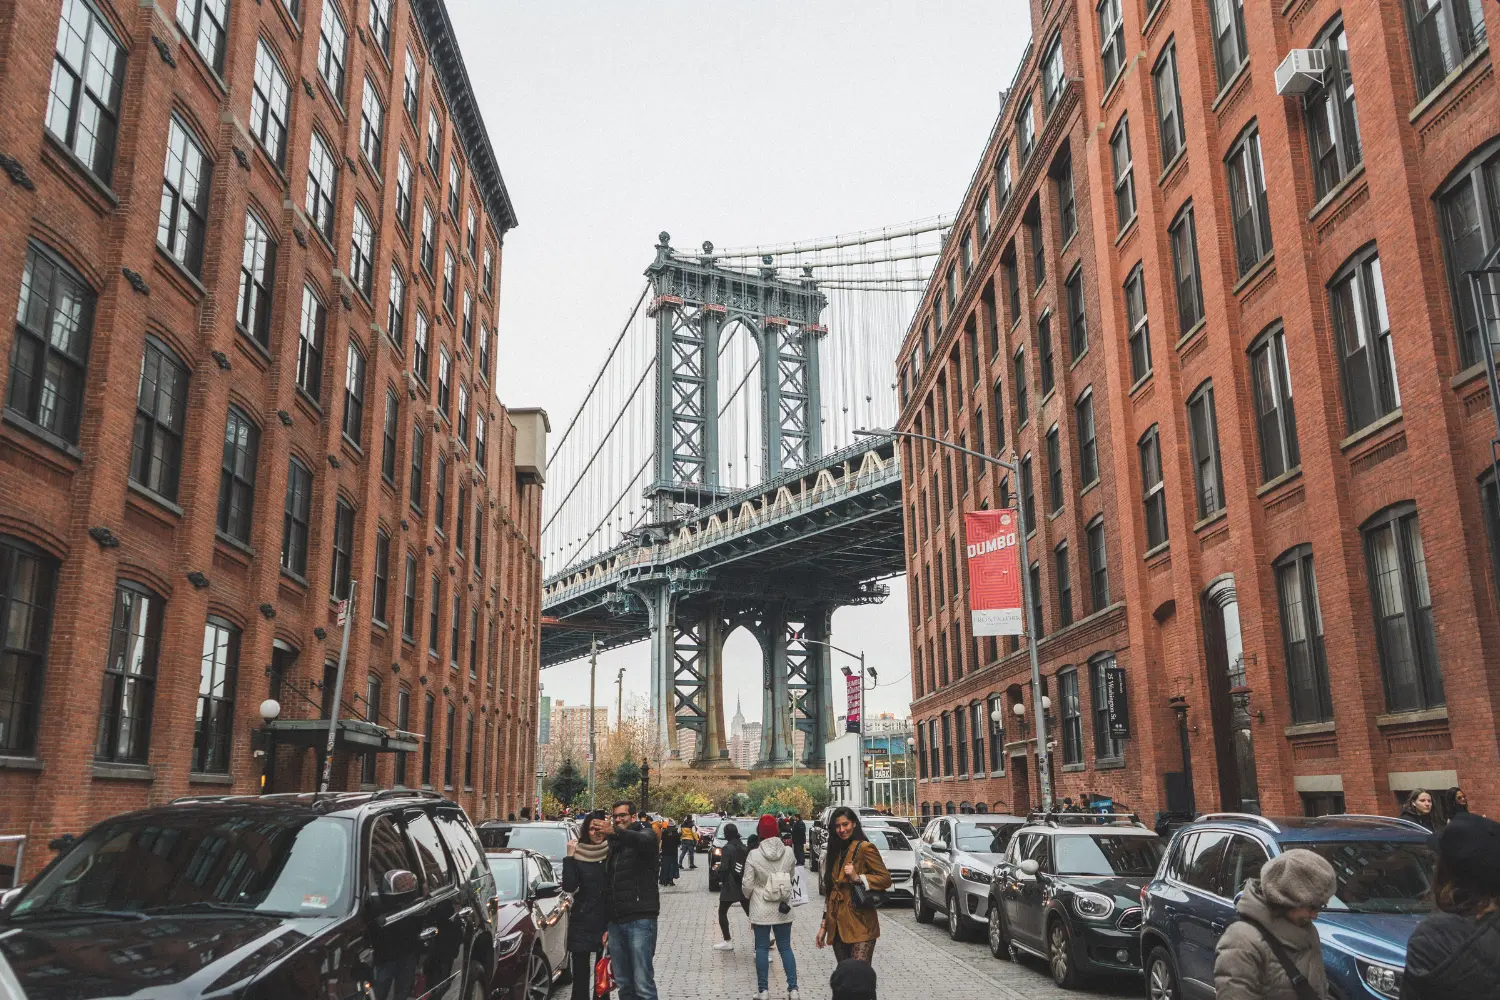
[847,842,887,910]
[1236,915,1321,1000]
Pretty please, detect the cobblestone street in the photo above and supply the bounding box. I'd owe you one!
[639,863,1140,1000]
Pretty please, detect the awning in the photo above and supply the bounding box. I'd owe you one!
[265,718,421,754]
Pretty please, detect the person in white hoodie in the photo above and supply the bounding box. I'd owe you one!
[741,814,800,1000]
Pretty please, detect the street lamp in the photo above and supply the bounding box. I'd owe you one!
[258,698,281,793]
[856,426,1053,812]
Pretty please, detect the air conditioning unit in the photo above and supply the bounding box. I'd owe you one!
[1275,48,1326,96]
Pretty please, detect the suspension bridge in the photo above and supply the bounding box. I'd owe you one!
[540,220,945,768]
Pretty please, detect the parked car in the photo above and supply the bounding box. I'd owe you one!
[1140,813,1435,1000]
[486,848,571,1000]
[476,820,577,869]
[862,826,918,904]
[864,815,920,840]
[693,815,724,852]
[985,812,1162,987]
[0,790,498,1000]
[913,814,1027,940]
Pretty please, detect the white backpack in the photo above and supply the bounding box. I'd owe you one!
[761,869,793,904]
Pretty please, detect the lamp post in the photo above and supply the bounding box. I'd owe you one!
[258,698,281,793]
[905,736,917,816]
[799,636,867,777]
[856,427,1053,812]
[1169,695,1196,815]
[838,661,878,809]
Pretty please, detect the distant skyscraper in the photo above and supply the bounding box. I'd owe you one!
[731,694,745,740]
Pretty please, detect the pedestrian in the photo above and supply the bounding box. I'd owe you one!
[659,818,681,887]
[714,822,751,952]
[1402,789,1438,831]
[790,812,808,867]
[1438,787,1471,829]
[1213,848,1337,1000]
[562,810,612,1000]
[816,806,892,964]
[830,958,877,1000]
[1400,812,1500,1000]
[605,800,661,1000]
[679,816,698,870]
[742,814,800,1000]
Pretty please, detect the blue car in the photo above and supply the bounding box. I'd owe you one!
[1140,813,1435,1000]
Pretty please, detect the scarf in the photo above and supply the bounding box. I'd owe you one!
[574,839,609,863]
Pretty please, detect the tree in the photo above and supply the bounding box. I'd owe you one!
[549,758,588,808]
[612,758,642,790]
[761,785,815,818]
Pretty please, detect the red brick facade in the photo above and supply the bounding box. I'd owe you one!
[900,0,1500,822]
[0,0,543,876]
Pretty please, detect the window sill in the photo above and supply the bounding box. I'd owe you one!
[1047,506,1066,522]
[215,530,255,563]
[1255,465,1303,498]
[0,755,43,772]
[280,566,310,591]
[1338,409,1403,452]
[40,131,119,212]
[1061,762,1086,773]
[1284,720,1335,738]
[1232,252,1275,296]
[314,74,347,123]
[295,387,325,422]
[1143,540,1170,560]
[251,140,289,188]
[1141,0,1169,39]
[1193,508,1228,533]
[235,326,274,369]
[1059,229,1079,257]
[1157,149,1187,189]
[1113,214,1139,248]
[1174,317,1207,354]
[1039,387,1056,409]
[341,433,365,462]
[1031,279,1048,300]
[1069,345,1090,371]
[1408,42,1491,125]
[1098,68,1126,110]
[1306,163,1366,223]
[189,771,234,785]
[126,480,185,520]
[1210,59,1250,113]
[1375,706,1448,728]
[1094,758,1127,771]
[92,761,154,782]
[2,410,83,463]
[1079,477,1101,499]
[1450,361,1487,391]
[152,245,207,300]
[1128,371,1153,399]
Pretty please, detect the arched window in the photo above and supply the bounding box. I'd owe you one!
[0,538,58,755]
[1436,140,1500,368]
[1328,245,1398,433]
[9,242,95,445]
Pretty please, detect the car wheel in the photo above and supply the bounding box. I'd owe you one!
[466,961,487,1000]
[988,906,1011,960]
[912,882,933,923]
[526,950,551,1000]
[1146,948,1178,1000]
[1048,918,1080,989]
[946,888,969,941]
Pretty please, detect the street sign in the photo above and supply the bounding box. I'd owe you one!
[873,762,892,779]
[1105,665,1131,738]
[335,599,349,626]
[964,510,1024,635]
[845,672,862,733]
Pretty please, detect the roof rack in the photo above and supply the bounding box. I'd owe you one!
[370,788,448,803]
[1027,810,1148,829]
[169,794,240,805]
[1331,813,1431,832]
[1197,812,1282,833]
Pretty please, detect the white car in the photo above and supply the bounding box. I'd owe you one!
[862,826,917,904]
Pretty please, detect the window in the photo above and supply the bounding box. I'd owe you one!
[413,309,430,383]
[1042,33,1066,116]
[421,203,436,274]
[1306,19,1361,200]
[443,248,457,314]
[438,347,452,416]
[917,721,928,778]
[464,711,474,785]
[217,406,259,543]
[429,575,441,656]
[1046,425,1063,514]
[1125,265,1152,382]
[296,284,326,401]
[0,539,56,755]
[992,382,1006,454]
[46,0,125,182]
[394,688,411,783]
[448,155,462,219]
[442,705,455,786]
[1097,0,1125,88]
[449,594,461,667]
[987,696,1005,772]
[978,193,991,245]
[158,118,211,275]
[1086,516,1108,611]
[1017,98,1035,165]
[382,389,398,483]
[1106,119,1136,233]
[941,713,953,776]
[997,147,1013,211]
[306,132,338,240]
[473,503,484,572]
[250,40,290,164]
[1020,453,1036,533]
[1404,0,1487,100]
[435,453,448,527]
[194,617,238,773]
[1187,381,1225,519]
[359,78,384,169]
[9,243,94,444]
[1029,562,1044,639]
[426,106,442,173]
[331,499,355,599]
[1226,125,1273,275]
[1059,668,1082,764]
[403,552,418,639]
[1154,44,1186,165]
[1275,545,1333,724]
[1039,314,1055,396]
[1075,390,1098,486]
[479,323,491,382]
[176,0,227,73]
[1014,348,1029,425]
[1169,204,1204,333]
[373,530,390,624]
[1364,504,1443,712]
[954,709,967,775]
[1329,248,1399,432]
[282,457,312,576]
[130,338,189,500]
[960,233,975,283]
[467,207,478,260]
[343,341,366,444]
[1055,543,1073,628]
[483,246,495,295]
[350,204,375,298]
[1209,0,1248,89]
[403,45,420,119]
[368,0,391,54]
[1004,254,1021,324]
[475,413,487,467]
[1249,325,1299,482]
[462,291,474,349]
[95,582,161,763]
[317,0,347,97]
[1056,161,1076,243]
[456,484,468,555]
[1091,653,1123,760]
[388,265,407,345]
[1486,474,1500,599]
[469,608,480,679]
[1140,426,1168,548]
[1029,216,1045,290]
[1437,144,1500,368]
[236,212,277,346]
[421,694,435,784]
[410,424,425,508]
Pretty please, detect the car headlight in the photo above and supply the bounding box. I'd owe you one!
[1072,891,1115,919]
[713,848,722,856]
[957,865,993,885]
[497,931,524,960]
[1357,959,1402,999]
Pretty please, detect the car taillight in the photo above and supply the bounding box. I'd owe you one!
[1140,886,1148,906]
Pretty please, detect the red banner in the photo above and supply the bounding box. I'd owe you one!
[964,509,1024,636]
[845,672,862,733]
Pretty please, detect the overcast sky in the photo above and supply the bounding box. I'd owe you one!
[448,0,1030,727]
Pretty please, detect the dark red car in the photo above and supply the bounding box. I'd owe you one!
[485,849,571,1000]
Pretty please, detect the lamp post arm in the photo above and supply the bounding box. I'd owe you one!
[801,637,865,662]
[856,427,1016,474]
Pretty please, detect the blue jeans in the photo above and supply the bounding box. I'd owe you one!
[752,922,798,993]
[607,918,659,1000]
[679,842,696,867]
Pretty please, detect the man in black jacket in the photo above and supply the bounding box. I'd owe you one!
[606,800,661,1000]
[790,812,808,866]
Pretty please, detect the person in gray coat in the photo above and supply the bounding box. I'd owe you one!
[1214,849,1337,1000]
[741,814,800,1000]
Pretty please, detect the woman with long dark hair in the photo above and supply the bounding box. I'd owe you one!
[561,810,611,1000]
[1401,812,1500,1000]
[815,806,891,964]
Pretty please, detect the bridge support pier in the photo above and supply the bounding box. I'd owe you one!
[755,604,834,769]
[670,607,731,766]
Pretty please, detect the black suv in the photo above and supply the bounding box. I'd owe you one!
[986,812,1163,988]
[0,790,499,1000]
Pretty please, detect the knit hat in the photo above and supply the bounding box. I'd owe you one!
[1260,848,1337,909]
[830,958,877,1000]
[757,813,780,842]
[1435,812,1500,894]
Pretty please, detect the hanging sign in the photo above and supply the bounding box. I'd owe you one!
[1106,666,1131,738]
[845,673,862,733]
[964,509,1024,636]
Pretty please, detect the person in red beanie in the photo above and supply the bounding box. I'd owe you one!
[741,813,800,1000]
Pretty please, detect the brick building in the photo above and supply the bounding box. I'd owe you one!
[0,0,546,873]
[537,700,608,772]
[901,0,1500,821]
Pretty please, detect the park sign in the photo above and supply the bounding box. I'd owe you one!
[964,509,1024,636]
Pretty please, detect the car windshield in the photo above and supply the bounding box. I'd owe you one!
[8,813,352,920]
[1308,840,1435,914]
[865,829,912,852]
[487,858,525,902]
[493,827,567,859]
[1054,834,1163,876]
[956,823,1017,853]
[697,818,722,831]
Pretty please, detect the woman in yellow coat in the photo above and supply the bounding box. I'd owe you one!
[815,807,893,963]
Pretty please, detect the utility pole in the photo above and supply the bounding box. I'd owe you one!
[320,581,358,794]
[616,667,625,732]
[588,636,599,811]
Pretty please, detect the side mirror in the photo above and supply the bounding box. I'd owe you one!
[931,843,950,854]
[532,881,562,900]
[380,869,420,908]
[1017,859,1040,879]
